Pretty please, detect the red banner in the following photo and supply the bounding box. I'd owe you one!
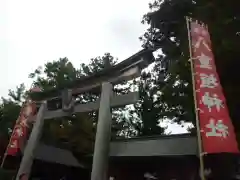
[189,20,239,153]
[5,87,41,156]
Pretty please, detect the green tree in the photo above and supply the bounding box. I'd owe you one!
[140,0,240,133]
[0,84,26,138]
[0,52,170,160]
[28,54,133,154]
[0,53,145,158]
[140,0,195,128]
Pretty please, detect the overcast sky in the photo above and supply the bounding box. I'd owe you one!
[0,0,188,133]
[0,0,151,96]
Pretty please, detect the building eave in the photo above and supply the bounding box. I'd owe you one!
[34,134,198,167]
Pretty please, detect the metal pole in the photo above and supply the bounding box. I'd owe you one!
[91,82,113,180]
[186,16,206,180]
[15,102,46,180]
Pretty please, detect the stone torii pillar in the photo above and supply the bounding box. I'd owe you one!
[15,102,47,180]
[91,82,113,180]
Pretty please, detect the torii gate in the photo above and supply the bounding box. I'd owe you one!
[15,49,154,180]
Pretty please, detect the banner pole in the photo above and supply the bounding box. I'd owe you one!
[186,16,206,180]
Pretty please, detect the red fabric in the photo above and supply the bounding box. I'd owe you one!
[6,137,19,155]
[6,101,37,156]
[190,21,239,153]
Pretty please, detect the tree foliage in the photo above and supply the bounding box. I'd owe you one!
[140,0,240,133]
[140,1,195,127]
[0,84,26,138]
[29,54,120,154]
[0,52,164,158]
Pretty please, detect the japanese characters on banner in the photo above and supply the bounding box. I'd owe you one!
[189,20,239,153]
[6,87,41,156]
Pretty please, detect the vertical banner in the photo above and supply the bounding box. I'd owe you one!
[189,19,239,153]
[4,87,41,157]
[6,102,36,156]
